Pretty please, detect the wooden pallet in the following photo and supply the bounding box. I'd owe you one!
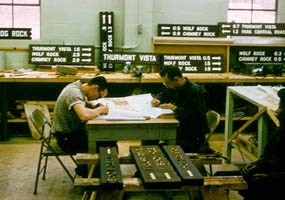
[74,153,247,200]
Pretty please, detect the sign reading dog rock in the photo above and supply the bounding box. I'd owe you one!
[0,28,31,39]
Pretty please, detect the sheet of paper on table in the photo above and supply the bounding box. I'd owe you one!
[91,93,174,120]
[256,85,282,111]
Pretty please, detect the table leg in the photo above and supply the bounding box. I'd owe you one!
[224,88,234,163]
[0,83,8,141]
[257,110,268,158]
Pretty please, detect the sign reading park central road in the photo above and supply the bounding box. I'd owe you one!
[29,45,95,65]
[219,23,285,37]
[162,54,224,73]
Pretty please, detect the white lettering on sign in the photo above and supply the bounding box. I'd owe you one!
[53,57,67,62]
[188,56,202,60]
[46,52,59,57]
[203,32,215,36]
[241,29,253,34]
[238,57,258,62]
[196,26,208,31]
[107,35,113,47]
[274,57,282,62]
[149,173,156,180]
[184,66,197,71]
[253,51,265,56]
[183,26,195,31]
[31,57,51,62]
[259,57,272,61]
[32,52,44,56]
[254,30,272,35]
[0,30,9,37]
[239,51,251,56]
[139,55,156,62]
[242,24,262,29]
[103,53,136,61]
[274,30,285,35]
[102,42,107,51]
[58,47,72,51]
[164,61,176,65]
[183,32,201,36]
[164,172,171,179]
[202,56,211,60]
[12,30,28,37]
[32,46,56,51]
[107,26,112,33]
[164,55,187,60]
[178,61,191,65]
[264,24,276,29]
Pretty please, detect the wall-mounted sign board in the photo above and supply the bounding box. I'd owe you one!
[158,24,218,37]
[0,28,31,39]
[101,52,160,65]
[219,23,285,37]
[29,45,95,65]
[230,46,285,64]
[100,11,114,71]
[162,54,225,73]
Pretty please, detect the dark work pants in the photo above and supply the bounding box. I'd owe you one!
[54,130,117,153]
[54,130,117,178]
[54,130,88,154]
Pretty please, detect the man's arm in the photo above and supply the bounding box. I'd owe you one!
[152,88,175,105]
[73,103,108,121]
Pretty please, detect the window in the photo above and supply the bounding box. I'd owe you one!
[228,0,277,23]
[0,0,40,40]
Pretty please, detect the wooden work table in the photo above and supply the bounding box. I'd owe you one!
[1,71,285,83]
[86,118,179,153]
[224,86,280,162]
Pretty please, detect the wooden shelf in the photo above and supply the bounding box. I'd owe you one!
[7,118,27,123]
[220,116,252,121]
[152,37,285,75]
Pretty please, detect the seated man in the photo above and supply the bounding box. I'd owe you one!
[151,66,213,153]
[240,88,285,199]
[51,76,114,177]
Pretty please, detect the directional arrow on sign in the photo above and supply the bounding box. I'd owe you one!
[212,62,222,65]
[222,24,231,28]
[82,48,92,51]
[212,56,222,60]
[212,67,222,71]
[161,32,171,36]
[81,53,92,57]
[81,58,92,62]
[222,30,231,33]
[102,14,106,25]
[161,26,171,30]
[108,14,112,24]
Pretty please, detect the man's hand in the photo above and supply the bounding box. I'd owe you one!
[159,103,177,111]
[96,105,109,115]
[151,98,160,107]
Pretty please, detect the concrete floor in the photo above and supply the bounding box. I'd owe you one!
[0,134,248,200]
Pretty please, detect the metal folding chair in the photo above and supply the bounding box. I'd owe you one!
[30,108,78,194]
[206,110,221,142]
